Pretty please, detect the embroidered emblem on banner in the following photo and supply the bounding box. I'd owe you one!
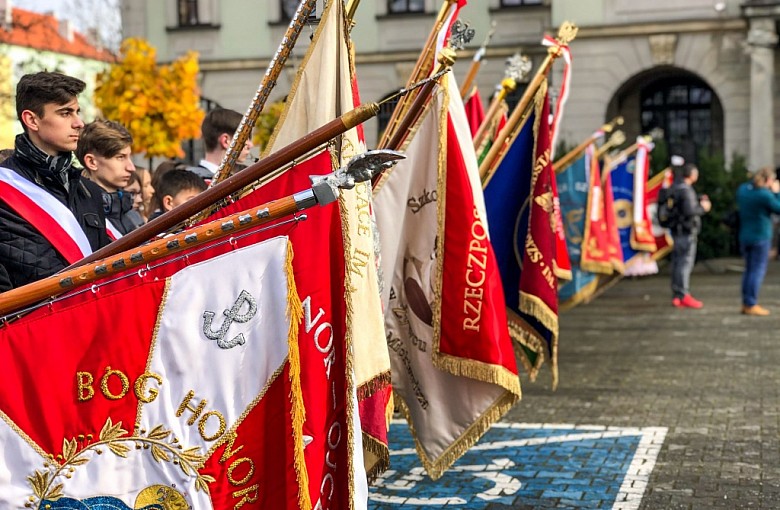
[202,290,258,349]
[26,418,212,508]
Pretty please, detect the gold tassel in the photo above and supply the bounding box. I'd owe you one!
[285,240,311,510]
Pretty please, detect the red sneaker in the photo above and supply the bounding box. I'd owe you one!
[672,297,683,307]
[680,294,703,309]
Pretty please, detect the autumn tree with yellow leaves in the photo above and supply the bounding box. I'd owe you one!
[95,38,204,158]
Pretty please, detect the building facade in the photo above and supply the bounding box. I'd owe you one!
[122,0,778,169]
[0,3,114,148]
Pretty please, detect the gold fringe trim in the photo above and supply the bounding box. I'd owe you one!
[630,231,656,253]
[362,432,390,482]
[284,240,311,510]
[559,276,600,312]
[518,291,559,390]
[553,260,572,281]
[429,80,448,369]
[507,309,546,382]
[580,258,615,275]
[357,370,391,402]
[433,350,521,397]
[395,387,519,481]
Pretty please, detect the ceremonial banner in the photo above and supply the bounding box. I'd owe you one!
[483,84,560,385]
[0,236,309,509]
[602,161,625,273]
[260,0,384,499]
[580,145,617,274]
[630,138,657,253]
[373,72,520,479]
[556,153,598,310]
[608,156,658,276]
[550,161,572,280]
[464,86,485,138]
[645,168,674,261]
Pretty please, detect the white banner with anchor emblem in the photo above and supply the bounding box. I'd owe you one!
[138,235,292,458]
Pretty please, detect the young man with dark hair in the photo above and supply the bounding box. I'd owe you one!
[0,71,111,291]
[189,107,254,182]
[76,119,144,237]
[669,162,711,309]
[148,169,207,220]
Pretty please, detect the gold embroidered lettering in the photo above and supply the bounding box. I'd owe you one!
[219,430,246,463]
[176,390,207,426]
[227,457,255,486]
[232,484,260,509]
[198,410,227,442]
[463,209,488,332]
[76,371,94,401]
[348,249,370,278]
[100,366,129,400]
[134,372,162,404]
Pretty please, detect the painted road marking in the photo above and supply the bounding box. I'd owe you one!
[369,421,667,510]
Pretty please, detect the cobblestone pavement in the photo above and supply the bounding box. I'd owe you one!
[369,258,780,509]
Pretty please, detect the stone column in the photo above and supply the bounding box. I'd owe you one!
[747,17,778,171]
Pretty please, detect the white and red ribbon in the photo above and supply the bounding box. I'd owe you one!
[0,165,92,263]
[542,34,572,158]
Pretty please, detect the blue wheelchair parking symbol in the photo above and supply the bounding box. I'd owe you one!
[369,421,666,509]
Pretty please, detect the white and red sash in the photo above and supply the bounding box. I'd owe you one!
[0,165,92,263]
[105,219,123,241]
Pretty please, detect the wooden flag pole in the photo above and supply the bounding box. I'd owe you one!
[378,0,457,148]
[67,103,380,269]
[459,20,496,99]
[478,22,578,183]
[209,0,318,186]
[472,53,531,151]
[552,116,624,174]
[0,150,404,317]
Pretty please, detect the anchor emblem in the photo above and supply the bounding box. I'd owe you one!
[202,290,258,349]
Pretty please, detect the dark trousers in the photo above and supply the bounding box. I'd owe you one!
[741,239,771,306]
[671,232,697,299]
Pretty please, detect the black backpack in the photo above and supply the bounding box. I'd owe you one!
[656,187,678,229]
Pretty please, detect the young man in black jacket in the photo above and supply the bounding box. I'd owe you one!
[76,119,144,237]
[0,71,111,292]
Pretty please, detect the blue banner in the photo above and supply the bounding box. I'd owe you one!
[607,156,640,266]
[556,155,597,306]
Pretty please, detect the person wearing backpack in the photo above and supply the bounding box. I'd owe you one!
[735,166,780,316]
[669,163,711,308]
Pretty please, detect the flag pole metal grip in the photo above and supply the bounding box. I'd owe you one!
[66,102,380,269]
[478,21,578,182]
[0,150,404,318]
[553,116,624,174]
[210,0,318,186]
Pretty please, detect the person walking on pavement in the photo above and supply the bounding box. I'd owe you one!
[670,163,711,309]
[736,166,780,316]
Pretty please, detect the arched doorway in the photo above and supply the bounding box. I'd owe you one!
[606,67,724,164]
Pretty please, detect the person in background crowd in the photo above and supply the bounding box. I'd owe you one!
[189,108,254,182]
[76,119,144,236]
[0,71,110,291]
[670,162,711,309]
[124,172,145,218]
[148,169,207,221]
[134,166,154,221]
[736,166,780,316]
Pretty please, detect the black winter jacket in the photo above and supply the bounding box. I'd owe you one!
[0,155,112,291]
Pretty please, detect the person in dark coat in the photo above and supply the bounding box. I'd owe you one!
[669,163,711,309]
[0,71,111,292]
[76,119,144,236]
